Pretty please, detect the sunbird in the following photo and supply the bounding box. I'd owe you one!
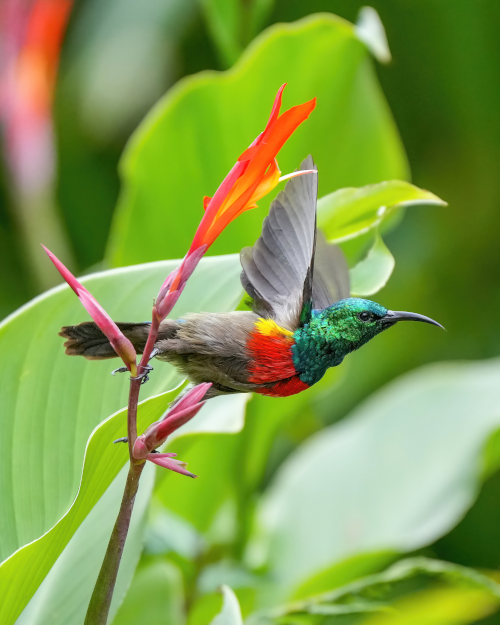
[60,157,443,399]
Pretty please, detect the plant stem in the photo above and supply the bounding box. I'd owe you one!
[84,312,161,624]
[83,461,144,625]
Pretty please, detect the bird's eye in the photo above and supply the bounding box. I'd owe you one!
[358,311,372,322]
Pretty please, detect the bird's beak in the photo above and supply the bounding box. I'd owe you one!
[383,310,445,330]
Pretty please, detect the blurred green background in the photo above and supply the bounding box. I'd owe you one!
[2,1,500,623]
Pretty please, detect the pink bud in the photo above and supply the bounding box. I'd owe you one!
[135,383,212,454]
[43,245,137,375]
[132,437,149,460]
[147,453,197,478]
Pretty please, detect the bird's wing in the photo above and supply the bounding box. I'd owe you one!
[311,230,350,309]
[240,155,318,330]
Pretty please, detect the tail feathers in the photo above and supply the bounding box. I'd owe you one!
[59,321,153,360]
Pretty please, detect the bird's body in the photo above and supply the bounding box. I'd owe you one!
[60,157,442,399]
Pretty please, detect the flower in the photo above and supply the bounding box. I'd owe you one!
[155,84,316,319]
[0,0,73,193]
[132,383,212,478]
[42,245,138,376]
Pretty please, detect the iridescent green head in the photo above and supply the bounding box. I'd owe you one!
[292,297,443,386]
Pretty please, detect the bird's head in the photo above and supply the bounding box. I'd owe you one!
[316,297,444,350]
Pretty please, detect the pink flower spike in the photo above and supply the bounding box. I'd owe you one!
[146,402,205,447]
[43,245,137,376]
[147,453,197,478]
[135,384,212,454]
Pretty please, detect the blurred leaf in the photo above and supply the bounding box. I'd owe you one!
[202,0,243,67]
[112,559,184,625]
[291,551,398,601]
[210,585,244,625]
[350,233,395,297]
[250,359,500,597]
[317,181,446,244]
[360,587,498,625]
[107,13,408,268]
[277,558,500,622]
[355,7,391,64]
[16,463,156,625]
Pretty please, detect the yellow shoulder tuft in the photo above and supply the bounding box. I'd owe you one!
[255,318,294,338]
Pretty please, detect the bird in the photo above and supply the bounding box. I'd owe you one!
[59,156,443,400]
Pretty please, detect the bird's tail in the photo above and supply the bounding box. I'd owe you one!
[59,320,178,360]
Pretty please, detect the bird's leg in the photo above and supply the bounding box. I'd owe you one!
[111,348,160,383]
[113,437,128,444]
[134,348,161,384]
[111,366,128,376]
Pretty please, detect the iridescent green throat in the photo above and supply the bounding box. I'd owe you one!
[291,298,389,386]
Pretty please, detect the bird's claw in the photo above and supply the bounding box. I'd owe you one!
[111,366,128,376]
[113,437,128,444]
[134,364,154,385]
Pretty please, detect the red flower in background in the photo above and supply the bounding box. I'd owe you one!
[0,0,72,193]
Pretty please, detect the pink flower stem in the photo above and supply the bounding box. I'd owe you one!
[84,308,164,624]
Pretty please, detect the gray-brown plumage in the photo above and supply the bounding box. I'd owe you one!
[60,155,442,400]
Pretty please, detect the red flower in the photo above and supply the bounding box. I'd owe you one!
[156,85,316,318]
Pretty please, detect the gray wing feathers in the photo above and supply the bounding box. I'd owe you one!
[312,231,350,308]
[240,155,318,329]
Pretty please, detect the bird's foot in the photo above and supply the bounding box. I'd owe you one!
[111,366,128,376]
[113,437,128,444]
[134,364,154,385]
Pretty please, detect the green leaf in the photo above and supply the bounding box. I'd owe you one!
[16,463,157,625]
[112,560,185,625]
[201,0,243,67]
[317,180,446,244]
[0,254,242,624]
[210,585,244,625]
[250,359,500,597]
[350,233,395,296]
[107,13,408,268]
[278,558,500,621]
[0,254,241,563]
[355,7,391,64]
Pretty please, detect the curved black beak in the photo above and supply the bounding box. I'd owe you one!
[383,310,445,330]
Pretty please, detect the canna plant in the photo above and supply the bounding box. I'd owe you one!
[43,85,316,624]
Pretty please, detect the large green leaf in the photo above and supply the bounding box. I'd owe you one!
[0,255,242,624]
[317,180,446,244]
[2,378,249,625]
[16,463,156,625]
[250,358,500,598]
[107,13,408,268]
[0,253,241,563]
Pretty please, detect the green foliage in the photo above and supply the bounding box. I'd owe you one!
[106,13,408,268]
[0,255,243,624]
[250,359,500,599]
[2,4,499,625]
[317,181,446,244]
[210,585,244,625]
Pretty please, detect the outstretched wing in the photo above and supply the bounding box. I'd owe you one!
[240,155,318,331]
[311,231,350,309]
